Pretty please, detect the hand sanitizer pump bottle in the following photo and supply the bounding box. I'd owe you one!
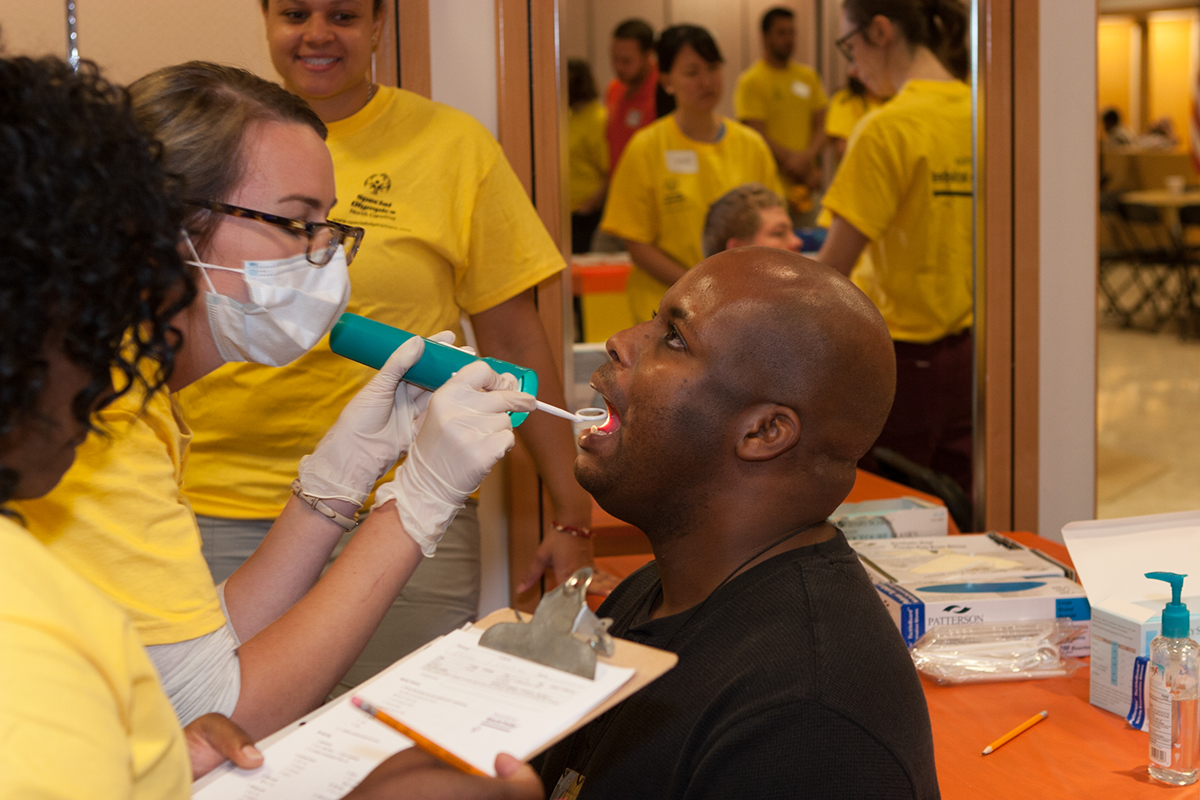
[1146,571,1200,785]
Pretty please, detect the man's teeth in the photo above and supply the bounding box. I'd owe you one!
[303,57,337,66]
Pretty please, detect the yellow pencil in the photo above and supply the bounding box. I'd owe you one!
[982,710,1048,755]
[351,696,489,776]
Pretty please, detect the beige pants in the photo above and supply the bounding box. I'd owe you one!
[197,499,481,692]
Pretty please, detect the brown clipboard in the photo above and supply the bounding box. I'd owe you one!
[472,608,678,754]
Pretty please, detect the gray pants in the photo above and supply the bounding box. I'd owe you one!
[197,500,481,690]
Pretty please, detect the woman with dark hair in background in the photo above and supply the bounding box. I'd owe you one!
[600,24,784,322]
[817,0,975,504]
[568,58,609,254]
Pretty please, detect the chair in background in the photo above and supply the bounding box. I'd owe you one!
[1098,200,1181,329]
[1176,204,1200,337]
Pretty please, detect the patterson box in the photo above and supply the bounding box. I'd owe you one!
[1063,511,1200,729]
[873,577,1091,655]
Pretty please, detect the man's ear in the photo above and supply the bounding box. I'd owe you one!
[735,403,800,462]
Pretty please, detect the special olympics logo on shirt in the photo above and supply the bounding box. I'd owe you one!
[624,109,642,128]
[364,173,392,195]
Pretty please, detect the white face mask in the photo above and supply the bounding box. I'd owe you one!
[185,234,351,367]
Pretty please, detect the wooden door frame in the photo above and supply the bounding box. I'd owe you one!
[977,0,1040,532]
[390,0,569,609]
[495,0,573,611]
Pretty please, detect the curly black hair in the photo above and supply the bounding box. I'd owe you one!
[0,57,194,504]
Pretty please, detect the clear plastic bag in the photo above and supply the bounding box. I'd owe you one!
[910,619,1086,684]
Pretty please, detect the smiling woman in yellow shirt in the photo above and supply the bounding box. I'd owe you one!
[817,0,974,501]
[603,24,783,322]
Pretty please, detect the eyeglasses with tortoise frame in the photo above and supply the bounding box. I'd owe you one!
[186,199,364,266]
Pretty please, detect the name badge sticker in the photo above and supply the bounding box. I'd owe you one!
[665,149,700,174]
[791,80,812,99]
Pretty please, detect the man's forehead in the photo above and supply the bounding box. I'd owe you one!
[668,269,769,343]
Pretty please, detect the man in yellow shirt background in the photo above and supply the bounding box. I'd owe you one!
[734,7,828,219]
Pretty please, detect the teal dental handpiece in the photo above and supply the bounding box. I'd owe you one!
[329,313,539,426]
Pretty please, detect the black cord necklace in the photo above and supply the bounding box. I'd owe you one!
[563,517,832,785]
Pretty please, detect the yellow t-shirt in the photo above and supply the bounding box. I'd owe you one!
[601,115,783,322]
[12,384,226,646]
[0,515,190,798]
[733,60,827,153]
[824,87,884,140]
[822,80,974,343]
[181,86,565,518]
[569,101,609,212]
[816,89,886,228]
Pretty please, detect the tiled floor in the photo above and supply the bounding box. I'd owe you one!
[1096,322,1200,518]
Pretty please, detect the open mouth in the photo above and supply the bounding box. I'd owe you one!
[300,56,339,67]
[591,398,621,434]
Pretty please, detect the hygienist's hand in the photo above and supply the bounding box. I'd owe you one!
[373,360,536,556]
[346,750,543,800]
[297,332,457,506]
[185,713,263,780]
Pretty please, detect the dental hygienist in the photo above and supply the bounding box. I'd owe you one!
[13,61,535,742]
[178,0,598,683]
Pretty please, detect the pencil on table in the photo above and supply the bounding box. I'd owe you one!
[350,695,489,776]
[982,710,1048,755]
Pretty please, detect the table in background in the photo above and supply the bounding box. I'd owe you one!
[1122,188,1200,210]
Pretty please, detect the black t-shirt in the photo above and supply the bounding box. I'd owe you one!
[535,533,940,799]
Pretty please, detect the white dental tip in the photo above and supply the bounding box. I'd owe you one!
[535,401,609,424]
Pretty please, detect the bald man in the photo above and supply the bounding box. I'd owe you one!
[536,249,939,800]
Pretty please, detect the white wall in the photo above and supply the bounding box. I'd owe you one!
[1038,1,1097,541]
[425,0,511,615]
[0,0,275,83]
[429,0,498,137]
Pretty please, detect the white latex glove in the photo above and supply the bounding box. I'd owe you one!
[373,360,537,556]
[297,331,458,505]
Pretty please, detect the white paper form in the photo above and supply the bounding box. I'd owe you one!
[193,698,413,799]
[356,627,635,776]
[193,627,634,798]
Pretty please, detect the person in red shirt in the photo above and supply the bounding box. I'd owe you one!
[606,18,663,172]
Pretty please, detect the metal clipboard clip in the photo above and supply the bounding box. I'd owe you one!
[479,567,615,679]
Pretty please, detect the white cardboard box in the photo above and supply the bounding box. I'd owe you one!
[832,497,948,539]
[850,533,1073,585]
[1062,510,1200,729]
[874,577,1091,655]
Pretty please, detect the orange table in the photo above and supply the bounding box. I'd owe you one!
[595,531,1188,798]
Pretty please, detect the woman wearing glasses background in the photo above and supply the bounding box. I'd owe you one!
[13,61,536,742]
[816,0,975,506]
[174,0,599,687]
